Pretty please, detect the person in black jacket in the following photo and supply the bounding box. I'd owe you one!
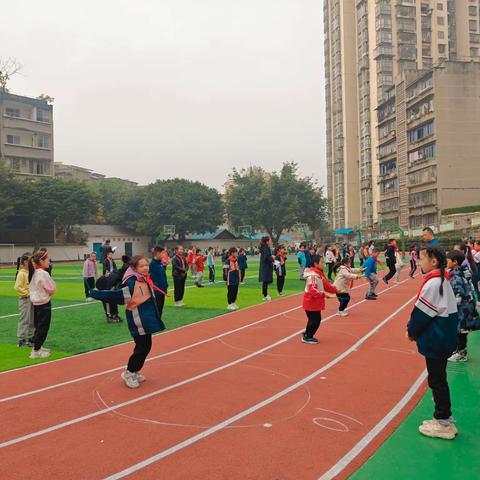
[172,245,188,307]
[150,246,169,320]
[103,251,117,276]
[259,236,275,301]
[383,239,397,284]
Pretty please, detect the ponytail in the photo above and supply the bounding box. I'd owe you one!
[28,249,48,282]
[439,265,445,297]
[422,246,447,296]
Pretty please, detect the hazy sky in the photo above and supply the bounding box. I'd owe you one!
[3,0,326,190]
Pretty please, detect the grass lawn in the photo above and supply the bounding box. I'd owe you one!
[0,257,307,371]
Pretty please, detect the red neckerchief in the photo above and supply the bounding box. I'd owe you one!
[388,242,399,253]
[176,254,185,269]
[143,273,170,297]
[416,269,451,301]
[311,266,326,279]
[278,252,286,265]
[35,265,44,270]
[228,256,239,271]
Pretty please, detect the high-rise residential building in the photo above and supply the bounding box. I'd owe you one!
[0,91,54,178]
[324,0,480,231]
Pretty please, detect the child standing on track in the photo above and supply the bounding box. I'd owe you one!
[407,246,459,440]
[28,249,56,359]
[83,251,99,302]
[172,245,188,307]
[333,257,363,316]
[446,250,479,363]
[207,247,216,283]
[364,248,380,300]
[274,245,287,296]
[409,245,418,278]
[194,249,206,288]
[14,253,35,347]
[90,255,166,389]
[225,247,240,310]
[149,246,169,321]
[395,249,404,284]
[302,254,337,344]
[238,248,248,284]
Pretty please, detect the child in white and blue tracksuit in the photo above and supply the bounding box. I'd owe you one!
[90,256,165,389]
[407,246,458,440]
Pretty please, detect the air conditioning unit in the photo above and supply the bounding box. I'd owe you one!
[391,130,396,137]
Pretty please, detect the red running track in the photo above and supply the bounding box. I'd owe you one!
[0,275,427,479]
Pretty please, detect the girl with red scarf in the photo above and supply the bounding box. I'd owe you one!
[225,247,240,310]
[172,245,189,307]
[274,245,287,296]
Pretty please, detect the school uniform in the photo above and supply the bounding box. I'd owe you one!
[409,250,418,277]
[194,255,206,287]
[225,256,240,305]
[275,253,287,294]
[324,250,335,281]
[83,259,99,298]
[363,256,379,297]
[14,267,34,343]
[103,257,117,276]
[96,273,120,321]
[297,250,307,280]
[172,254,188,302]
[333,265,362,311]
[149,258,169,319]
[90,269,165,373]
[207,252,216,283]
[238,254,248,283]
[407,271,458,421]
[383,243,397,283]
[259,244,274,297]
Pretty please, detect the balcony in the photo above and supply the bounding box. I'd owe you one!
[373,45,394,59]
[378,198,400,214]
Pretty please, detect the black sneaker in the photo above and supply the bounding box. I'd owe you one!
[382,278,388,285]
[365,294,377,300]
[114,315,123,322]
[371,292,378,297]
[302,336,319,344]
[18,339,28,347]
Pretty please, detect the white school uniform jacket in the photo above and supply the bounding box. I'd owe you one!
[29,269,56,305]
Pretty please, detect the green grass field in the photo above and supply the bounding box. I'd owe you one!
[0,258,307,371]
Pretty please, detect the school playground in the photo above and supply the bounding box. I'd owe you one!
[0,260,479,479]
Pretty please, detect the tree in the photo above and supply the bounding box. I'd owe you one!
[140,179,224,240]
[0,57,22,92]
[225,162,328,245]
[0,159,19,224]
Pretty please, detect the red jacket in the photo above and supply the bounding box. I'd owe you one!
[302,267,337,311]
[195,255,206,272]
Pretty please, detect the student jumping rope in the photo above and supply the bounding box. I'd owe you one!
[383,239,397,284]
[83,251,99,302]
[333,257,364,316]
[225,247,240,310]
[302,254,337,344]
[89,255,166,389]
[274,245,287,296]
[364,248,381,300]
[259,236,275,301]
[238,248,248,284]
[28,249,56,359]
[172,245,188,307]
[14,253,35,347]
[446,250,480,363]
[407,246,459,440]
[207,247,216,283]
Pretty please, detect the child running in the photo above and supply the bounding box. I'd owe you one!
[333,257,364,316]
[238,248,248,284]
[14,253,34,347]
[363,248,380,300]
[274,245,287,296]
[446,250,480,362]
[407,246,458,440]
[89,256,166,388]
[409,245,418,278]
[28,249,56,359]
[302,254,337,344]
[83,251,99,302]
[207,247,216,283]
[225,247,240,310]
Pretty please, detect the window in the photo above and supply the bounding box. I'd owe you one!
[36,134,50,148]
[471,47,479,56]
[36,109,50,122]
[409,121,434,143]
[380,178,398,194]
[379,159,397,176]
[470,20,478,32]
[378,140,397,158]
[6,134,20,145]
[438,31,445,39]
[409,189,437,207]
[5,108,21,118]
[437,3,443,10]
[469,6,478,16]
[437,16,444,25]
[438,44,446,54]
[408,142,436,165]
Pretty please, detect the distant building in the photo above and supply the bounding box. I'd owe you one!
[0,91,54,178]
[54,162,138,186]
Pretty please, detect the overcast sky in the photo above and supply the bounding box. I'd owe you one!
[3,0,326,190]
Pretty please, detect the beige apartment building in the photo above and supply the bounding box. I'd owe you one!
[324,0,480,231]
[0,91,54,177]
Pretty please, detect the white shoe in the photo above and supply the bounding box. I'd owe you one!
[419,419,456,439]
[227,304,236,310]
[448,350,468,362]
[337,311,349,317]
[133,372,145,383]
[233,303,239,309]
[86,297,95,303]
[29,349,51,359]
[121,370,140,389]
[422,418,458,435]
[175,301,183,307]
[262,296,272,301]
[40,347,51,353]
[279,292,286,297]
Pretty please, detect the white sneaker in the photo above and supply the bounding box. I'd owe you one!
[86,297,95,303]
[448,350,468,362]
[29,349,51,359]
[233,303,239,309]
[422,419,458,436]
[133,372,145,383]
[262,296,272,301]
[121,370,140,389]
[419,419,456,440]
[175,301,183,307]
[337,311,349,317]
[40,347,51,353]
[279,292,286,297]
[227,304,236,310]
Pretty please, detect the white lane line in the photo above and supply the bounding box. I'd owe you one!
[101,295,417,480]
[0,279,409,449]
[318,369,427,480]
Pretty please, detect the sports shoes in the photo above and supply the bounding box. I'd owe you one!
[233,303,239,309]
[419,419,456,440]
[302,336,319,344]
[227,304,236,310]
[133,372,146,383]
[278,292,286,297]
[86,297,95,303]
[365,294,377,300]
[29,349,51,359]
[448,350,468,362]
[18,339,30,348]
[175,301,183,307]
[337,311,349,316]
[262,295,272,301]
[422,419,458,436]
[371,292,378,297]
[121,370,140,389]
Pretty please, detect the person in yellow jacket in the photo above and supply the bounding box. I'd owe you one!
[14,253,35,347]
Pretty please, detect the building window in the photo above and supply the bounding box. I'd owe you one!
[437,3,443,10]
[409,189,437,208]
[36,109,50,122]
[438,44,446,54]
[408,142,436,165]
[406,74,433,100]
[470,20,478,32]
[409,121,434,144]
[380,159,397,176]
[380,178,398,194]
[6,134,20,145]
[471,47,479,56]
[438,30,445,39]
[5,108,21,118]
[36,134,50,149]
[437,16,444,25]
[469,6,478,16]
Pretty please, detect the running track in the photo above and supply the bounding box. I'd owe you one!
[0,274,427,479]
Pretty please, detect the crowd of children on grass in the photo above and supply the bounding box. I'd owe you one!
[12,228,480,438]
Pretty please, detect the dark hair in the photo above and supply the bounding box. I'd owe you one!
[259,236,270,248]
[16,252,31,279]
[371,247,380,254]
[457,243,478,275]
[153,245,165,254]
[422,227,434,235]
[129,255,148,270]
[208,246,213,251]
[121,255,130,264]
[333,256,350,274]
[175,245,183,251]
[106,239,111,244]
[311,254,323,266]
[28,249,49,281]
[447,250,465,266]
[388,238,395,243]
[227,247,238,256]
[420,246,447,296]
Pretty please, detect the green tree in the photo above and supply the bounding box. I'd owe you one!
[0,159,20,225]
[225,162,327,245]
[140,179,224,240]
